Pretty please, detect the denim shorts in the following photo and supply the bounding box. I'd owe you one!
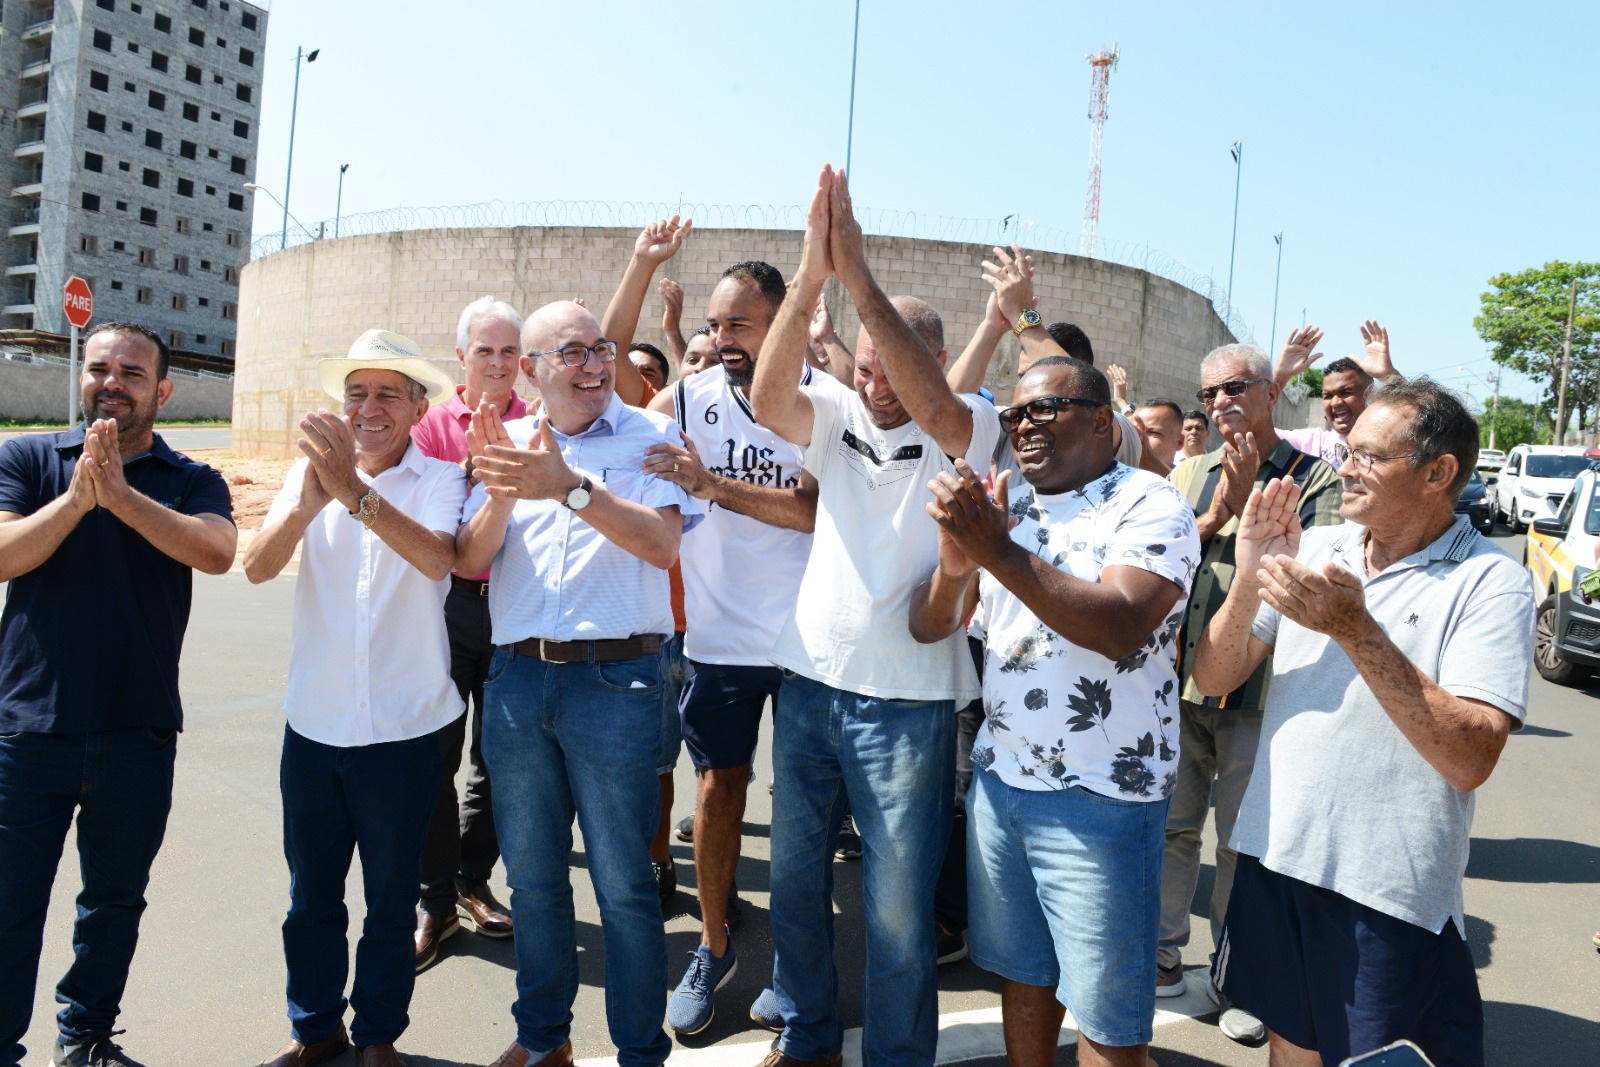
[966,767,1167,1048]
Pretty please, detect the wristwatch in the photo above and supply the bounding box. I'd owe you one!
[349,487,380,527]
[1012,308,1042,337]
[563,474,593,511]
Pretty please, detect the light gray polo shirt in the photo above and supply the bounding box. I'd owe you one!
[1232,516,1534,933]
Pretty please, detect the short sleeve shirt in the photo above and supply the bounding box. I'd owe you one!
[768,389,1003,702]
[1233,518,1535,932]
[0,428,234,733]
[1278,426,1344,468]
[974,465,1201,798]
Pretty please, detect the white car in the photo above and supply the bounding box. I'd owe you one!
[1495,444,1592,532]
[1477,448,1506,471]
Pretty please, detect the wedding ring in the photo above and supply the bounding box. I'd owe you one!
[673,462,679,472]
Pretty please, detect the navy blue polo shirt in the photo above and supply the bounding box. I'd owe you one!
[0,427,233,733]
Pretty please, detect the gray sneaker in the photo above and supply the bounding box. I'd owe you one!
[667,932,738,1035]
[1206,975,1265,1043]
[749,986,784,1032]
[1155,961,1187,997]
[51,1033,147,1067]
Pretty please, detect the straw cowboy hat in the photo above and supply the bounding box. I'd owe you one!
[316,329,457,405]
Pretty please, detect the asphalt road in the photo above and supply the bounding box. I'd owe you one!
[15,527,1600,1067]
[0,426,232,451]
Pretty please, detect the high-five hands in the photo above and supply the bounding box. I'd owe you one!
[1355,320,1396,380]
[1274,325,1325,386]
[980,244,1036,324]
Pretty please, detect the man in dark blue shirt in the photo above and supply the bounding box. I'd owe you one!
[0,323,235,1067]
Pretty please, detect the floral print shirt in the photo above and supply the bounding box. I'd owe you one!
[974,463,1201,799]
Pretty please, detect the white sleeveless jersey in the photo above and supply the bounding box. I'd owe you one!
[675,364,837,666]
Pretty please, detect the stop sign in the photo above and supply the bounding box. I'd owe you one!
[63,275,93,329]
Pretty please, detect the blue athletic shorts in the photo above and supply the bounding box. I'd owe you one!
[1217,852,1484,1067]
[679,661,780,771]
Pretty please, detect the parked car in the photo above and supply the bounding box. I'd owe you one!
[1477,448,1506,471]
[1524,466,1600,685]
[1494,444,1591,532]
[1454,470,1493,533]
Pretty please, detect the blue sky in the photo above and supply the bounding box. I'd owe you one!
[245,0,1598,406]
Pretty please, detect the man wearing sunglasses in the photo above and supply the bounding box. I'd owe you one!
[454,301,703,1067]
[910,356,1200,1067]
[1191,378,1531,1066]
[1157,342,1343,1044]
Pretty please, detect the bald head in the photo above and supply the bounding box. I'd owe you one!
[889,295,945,358]
[521,300,601,355]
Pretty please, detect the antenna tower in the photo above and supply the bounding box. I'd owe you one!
[1080,43,1120,258]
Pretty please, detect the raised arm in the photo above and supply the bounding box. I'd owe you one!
[83,421,236,574]
[945,288,1010,396]
[751,166,833,447]
[983,246,1068,375]
[1272,325,1325,388]
[602,216,692,406]
[658,277,689,366]
[1354,319,1400,381]
[829,171,973,457]
[809,290,856,386]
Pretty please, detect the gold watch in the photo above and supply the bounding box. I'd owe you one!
[1012,308,1042,337]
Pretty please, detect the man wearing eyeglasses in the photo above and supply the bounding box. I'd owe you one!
[454,301,703,1067]
[1190,378,1531,1066]
[1156,342,1343,1044]
[910,356,1200,1067]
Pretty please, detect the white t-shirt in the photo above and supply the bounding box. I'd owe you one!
[676,365,838,666]
[264,444,468,747]
[973,465,1200,797]
[769,389,1002,702]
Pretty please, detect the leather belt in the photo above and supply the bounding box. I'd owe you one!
[451,576,490,598]
[512,634,662,664]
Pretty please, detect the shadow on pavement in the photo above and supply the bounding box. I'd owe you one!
[1485,1000,1600,1063]
[1463,914,1495,969]
[1466,837,1600,883]
[1514,723,1573,737]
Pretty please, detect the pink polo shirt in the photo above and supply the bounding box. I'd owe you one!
[412,385,530,581]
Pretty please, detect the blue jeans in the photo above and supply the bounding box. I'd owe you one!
[279,725,440,1049]
[482,647,671,1067]
[967,769,1167,1048]
[768,672,954,1066]
[0,728,176,1067]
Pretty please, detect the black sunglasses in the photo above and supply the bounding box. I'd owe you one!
[1196,378,1269,406]
[997,395,1104,433]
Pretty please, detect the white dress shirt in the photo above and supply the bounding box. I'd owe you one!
[264,443,468,747]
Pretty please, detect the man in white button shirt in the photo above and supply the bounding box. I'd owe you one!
[244,330,468,1067]
[454,300,701,1067]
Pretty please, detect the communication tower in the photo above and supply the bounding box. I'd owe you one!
[1080,44,1120,258]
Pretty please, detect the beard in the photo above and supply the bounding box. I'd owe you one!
[85,390,157,438]
[722,349,755,388]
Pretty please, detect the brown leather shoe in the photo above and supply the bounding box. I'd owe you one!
[257,1024,351,1067]
[487,1040,573,1067]
[415,906,460,972]
[754,1050,842,1067]
[457,883,513,938]
[356,1044,405,1067]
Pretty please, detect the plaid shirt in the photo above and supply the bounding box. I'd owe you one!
[1170,439,1343,710]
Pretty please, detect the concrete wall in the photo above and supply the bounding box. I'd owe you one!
[0,356,231,421]
[235,226,1282,457]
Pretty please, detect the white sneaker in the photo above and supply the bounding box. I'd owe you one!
[1206,975,1265,1043]
[1155,962,1187,998]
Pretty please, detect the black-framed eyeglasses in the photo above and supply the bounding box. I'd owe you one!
[997,395,1104,433]
[1196,378,1270,406]
[531,340,618,367]
[1334,442,1422,475]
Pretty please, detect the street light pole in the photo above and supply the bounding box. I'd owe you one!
[845,0,861,178]
[1227,141,1242,304]
[1488,364,1502,452]
[1269,231,1283,356]
[281,45,319,251]
[1558,278,1578,445]
[335,163,349,238]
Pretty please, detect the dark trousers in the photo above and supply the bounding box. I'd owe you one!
[419,586,501,915]
[0,728,176,1067]
[934,636,986,934]
[280,725,440,1049]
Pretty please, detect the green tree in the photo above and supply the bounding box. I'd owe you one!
[1477,396,1546,452]
[1474,261,1600,440]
